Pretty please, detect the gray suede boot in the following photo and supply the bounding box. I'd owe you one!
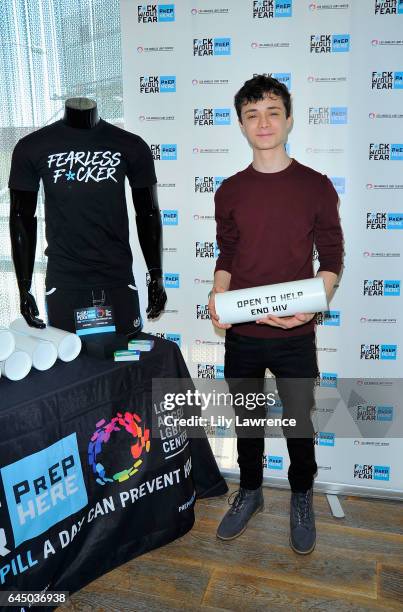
[289,487,316,554]
[216,487,264,540]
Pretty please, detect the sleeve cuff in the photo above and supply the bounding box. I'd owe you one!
[317,262,342,276]
[214,261,232,274]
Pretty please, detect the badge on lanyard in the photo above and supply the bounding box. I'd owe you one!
[74,306,116,336]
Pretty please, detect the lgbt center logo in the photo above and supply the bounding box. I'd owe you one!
[88,412,150,485]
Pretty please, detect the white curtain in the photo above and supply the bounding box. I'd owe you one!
[0,0,123,326]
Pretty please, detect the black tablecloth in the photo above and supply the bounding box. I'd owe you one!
[0,334,227,609]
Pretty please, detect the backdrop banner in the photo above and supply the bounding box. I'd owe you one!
[120,0,403,498]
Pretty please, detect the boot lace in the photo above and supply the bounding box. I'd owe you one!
[295,490,311,526]
[227,489,247,514]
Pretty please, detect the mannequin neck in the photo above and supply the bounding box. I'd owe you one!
[63,98,100,129]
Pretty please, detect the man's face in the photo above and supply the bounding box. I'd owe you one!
[239,93,292,152]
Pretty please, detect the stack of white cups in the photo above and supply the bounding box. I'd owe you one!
[0,319,82,382]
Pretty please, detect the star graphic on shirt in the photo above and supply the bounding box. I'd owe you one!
[66,171,76,181]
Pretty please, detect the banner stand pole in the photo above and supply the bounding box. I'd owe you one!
[326,494,345,518]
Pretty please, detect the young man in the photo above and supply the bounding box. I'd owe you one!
[208,75,343,554]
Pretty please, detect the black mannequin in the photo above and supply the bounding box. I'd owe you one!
[9,97,167,328]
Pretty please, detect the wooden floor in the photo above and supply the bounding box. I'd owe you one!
[61,484,403,611]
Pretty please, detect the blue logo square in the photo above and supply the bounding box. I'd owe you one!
[275,0,292,17]
[162,210,178,225]
[320,372,338,388]
[214,242,220,258]
[318,432,335,446]
[376,406,393,421]
[391,144,403,160]
[268,399,283,415]
[164,273,180,288]
[216,424,227,436]
[380,344,397,360]
[399,0,403,14]
[387,213,403,229]
[214,37,231,56]
[330,177,345,194]
[215,365,225,379]
[394,72,403,89]
[214,177,225,191]
[374,465,390,481]
[161,144,177,160]
[160,75,176,92]
[158,4,175,22]
[330,107,348,124]
[384,280,400,296]
[323,311,341,326]
[166,333,181,347]
[268,455,283,469]
[273,72,291,90]
[332,34,350,52]
[1,433,87,547]
[214,108,231,125]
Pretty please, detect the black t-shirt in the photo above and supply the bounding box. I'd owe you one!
[8,119,157,288]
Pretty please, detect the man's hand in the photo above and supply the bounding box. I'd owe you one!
[147,277,167,319]
[20,290,46,328]
[208,287,232,330]
[256,312,315,330]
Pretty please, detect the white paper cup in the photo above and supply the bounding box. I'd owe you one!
[10,318,82,362]
[1,350,32,381]
[215,277,328,325]
[11,332,58,371]
[0,328,15,361]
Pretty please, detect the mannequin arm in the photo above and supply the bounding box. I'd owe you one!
[131,184,167,319]
[9,189,45,328]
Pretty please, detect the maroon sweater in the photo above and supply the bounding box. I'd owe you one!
[214,159,343,338]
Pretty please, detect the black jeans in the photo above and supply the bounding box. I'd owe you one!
[224,329,319,493]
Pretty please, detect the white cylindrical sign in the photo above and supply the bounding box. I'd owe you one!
[1,350,32,381]
[11,331,58,371]
[0,328,15,361]
[10,319,82,362]
[215,277,328,325]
